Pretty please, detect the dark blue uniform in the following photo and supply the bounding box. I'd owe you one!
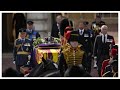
[26,20,40,42]
[26,21,40,67]
[13,29,33,74]
[26,29,40,42]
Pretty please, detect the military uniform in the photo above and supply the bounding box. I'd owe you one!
[26,21,40,42]
[26,21,40,67]
[60,18,73,37]
[82,30,93,73]
[13,28,33,74]
[104,60,118,77]
[102,71,113,77]
[58,31,88,76]
[62,26,73,46]
[75,21,93,73]
[91,20,105,43]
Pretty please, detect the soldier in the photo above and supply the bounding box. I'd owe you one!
[58,31,88,76]
[26,20,40,42]
[60,13,73,45]
[102,60,118,77]
[26,20,41,67]
[76,21,93,73]
[13,28,33,74]
[101,48,117,76]
[111,60,118,77]
[81,21,93,73]
[62,26,73,46]
[60,13,73,37]
[91,15,106,43]
[84,21,94,45]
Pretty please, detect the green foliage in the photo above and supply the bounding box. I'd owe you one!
[53,38,61,43]
[33,37,45,47]
[33,37,61,47]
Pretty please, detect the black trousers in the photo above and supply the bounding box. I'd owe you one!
[86,54,92,73]
[97,55,109,77]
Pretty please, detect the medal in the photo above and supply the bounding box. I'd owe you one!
[84,34,89,37]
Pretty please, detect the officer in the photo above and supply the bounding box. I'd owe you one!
[13,28,33,74]
[26,20,40,42]
[91,15,106,43]
[82,21,93,73]
[58,30,88,76]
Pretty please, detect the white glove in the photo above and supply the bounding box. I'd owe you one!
[53,63,58,69]
[27,61,30,65]
[28,55,31,60]
[13,61,15,64]
[93,60,97,68]
[93,56,97,68]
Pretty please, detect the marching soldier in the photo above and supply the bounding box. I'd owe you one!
[91,15,106,43]
[62,26,73,46]
[26,20,40,42]
[58,31,88,76]
[111,60,118,77]
[76,21,93,73]
[102,60,118,77]
[26,20,41,67]
[81,21,93,73]
[101,48,118,76]
[13,28,33,74]
[60,13,73,45]
[60,13,73,37]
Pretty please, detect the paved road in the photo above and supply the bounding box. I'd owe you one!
[2,52,99,77]
[2,53,16,73]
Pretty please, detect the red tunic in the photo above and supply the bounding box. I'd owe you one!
[101,59,110,76]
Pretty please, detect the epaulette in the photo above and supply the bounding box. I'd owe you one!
[16,38,22,41]
[61,43,70,49]
[24,37,30,40]
[78,44,82,48]
[15,38,19,40]
[14,39,17,44]
[26,35,29,38]
[62,43,71,53]
[14,39,21,48]
[79,44,84,51]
